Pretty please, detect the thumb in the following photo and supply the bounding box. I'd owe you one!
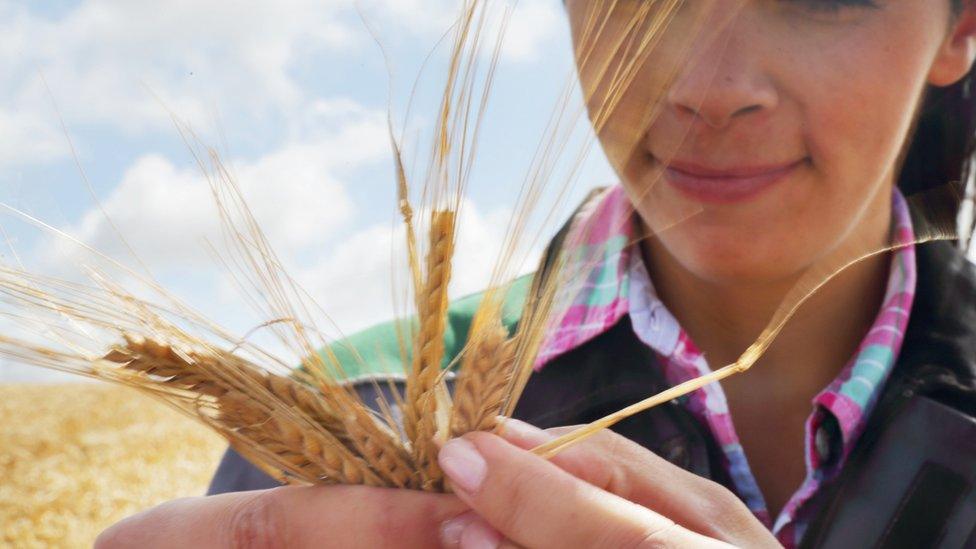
[437,432,731,549]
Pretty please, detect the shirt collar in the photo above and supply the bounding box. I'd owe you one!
[812,188,917,460]
[535,185,635,368]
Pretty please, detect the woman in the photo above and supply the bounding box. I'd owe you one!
[96,1,976,547]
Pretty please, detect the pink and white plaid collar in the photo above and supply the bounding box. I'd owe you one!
[536,185,636,368]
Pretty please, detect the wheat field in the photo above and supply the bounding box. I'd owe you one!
[0,383,227,548]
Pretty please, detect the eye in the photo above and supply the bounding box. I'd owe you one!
[780,0,881,14]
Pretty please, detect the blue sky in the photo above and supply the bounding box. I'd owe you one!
[0,0,615,381]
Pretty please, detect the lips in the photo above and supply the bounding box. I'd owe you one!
[660,158,805,204]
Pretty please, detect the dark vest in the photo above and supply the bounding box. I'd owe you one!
[512,239,976,549]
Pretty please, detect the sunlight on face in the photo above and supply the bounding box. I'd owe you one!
[566,0,960,286]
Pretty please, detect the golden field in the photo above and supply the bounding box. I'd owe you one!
[0,383,227,548]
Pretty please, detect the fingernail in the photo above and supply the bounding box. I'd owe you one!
[496,417,552,444]
[440,511,476,547]
[438,438,487,494]
[460,518,502,549]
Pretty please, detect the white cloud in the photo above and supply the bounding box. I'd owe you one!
[0,109,67,167]
[499,0,564,63]
[2,0,356,131]
[41,101,389,271]
[33,96,526,336]
[0,0,564,169]
[364,0,562,52]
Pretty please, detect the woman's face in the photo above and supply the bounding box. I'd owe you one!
[566,0,975,286]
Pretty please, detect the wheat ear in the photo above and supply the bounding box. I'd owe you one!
[244,369,417,488]
[404,210,455,490]
[325,391,419,489]
[451,320,513,436]
[103,334,384,486]
[107,334,344,436]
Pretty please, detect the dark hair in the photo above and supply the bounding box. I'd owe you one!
[897,0,976,242]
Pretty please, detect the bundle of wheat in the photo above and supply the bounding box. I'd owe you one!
[0,0,563,491]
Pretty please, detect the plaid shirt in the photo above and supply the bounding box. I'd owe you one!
[536,185,917,547]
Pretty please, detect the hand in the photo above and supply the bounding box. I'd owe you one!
[95,484,466,548]
[436,419,781,548]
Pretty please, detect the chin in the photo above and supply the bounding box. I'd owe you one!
[659,231,810,288]
[633,182,828,286]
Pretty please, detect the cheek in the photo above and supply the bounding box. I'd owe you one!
[795,21,936,248]
[574,6,707,170]
[803,37,930,209]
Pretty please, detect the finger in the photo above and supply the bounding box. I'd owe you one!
[441,512,525,549]
[95,485,466,549]
[496,419,612,485]
[441,511,510,548]
[499,418,694,494]
[438,432,731,549]
[497,418,772,546]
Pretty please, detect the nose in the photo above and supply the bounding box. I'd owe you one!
[666,15,778,130]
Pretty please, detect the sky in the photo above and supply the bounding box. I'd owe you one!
[0,0,616,381]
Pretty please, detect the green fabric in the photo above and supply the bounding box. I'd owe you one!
[316,274,533,380]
